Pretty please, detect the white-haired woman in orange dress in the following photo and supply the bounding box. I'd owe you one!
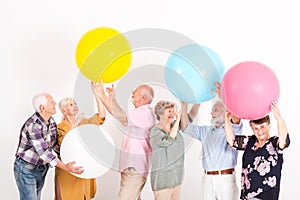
[54,81,106,200]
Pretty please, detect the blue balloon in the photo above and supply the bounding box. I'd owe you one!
[201,45,225,78]
[165,44,225,103]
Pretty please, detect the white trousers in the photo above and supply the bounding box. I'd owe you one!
[201,173,239,200]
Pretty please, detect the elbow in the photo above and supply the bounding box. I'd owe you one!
[180,122,189,131]
[181,126,187,132]
[279,142,286,150]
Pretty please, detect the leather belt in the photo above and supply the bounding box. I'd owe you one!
[204,168,234,175]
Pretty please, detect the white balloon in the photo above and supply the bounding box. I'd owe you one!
[60,124,116,179]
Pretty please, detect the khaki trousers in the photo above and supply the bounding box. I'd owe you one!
[153,185,182,200]
[118,167,147,200]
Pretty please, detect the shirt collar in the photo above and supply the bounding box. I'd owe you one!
[35,112,55,125]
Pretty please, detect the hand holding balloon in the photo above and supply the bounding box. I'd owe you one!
[66,161,84,174]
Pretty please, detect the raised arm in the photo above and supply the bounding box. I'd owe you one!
[271,101,288,149]
[169,106,181,139]
[180,101,189,131]
[98,81,127,126]
[91,81,106,119]
[188,103,200,122]
[224,111,235,146]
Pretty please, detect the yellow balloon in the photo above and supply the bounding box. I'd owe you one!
[75,27,132,83]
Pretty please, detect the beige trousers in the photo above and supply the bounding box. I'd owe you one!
[118,167,147,200]
[153,185,182,200]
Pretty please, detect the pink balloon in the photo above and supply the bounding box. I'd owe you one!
[221,61,280,120]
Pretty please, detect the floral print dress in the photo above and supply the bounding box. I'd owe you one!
[233,134,290,200]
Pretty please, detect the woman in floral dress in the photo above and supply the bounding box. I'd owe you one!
[224,102,290,200]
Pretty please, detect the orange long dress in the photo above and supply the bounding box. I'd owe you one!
[54,114,105,200]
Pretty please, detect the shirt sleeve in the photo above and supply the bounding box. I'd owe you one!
[28,122,59,167]
[274,134,290,153]
[183,123,208,141]
[232,135,249,150]
[231,120,243,136]
[78,114,105,126]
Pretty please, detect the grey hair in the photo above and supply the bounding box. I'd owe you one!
[58,97,73,113]
[154,100,175,120]
[32,92,49,112]
[213,100,225,113]
[139,85,154,103]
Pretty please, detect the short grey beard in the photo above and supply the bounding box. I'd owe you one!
[210,115,225,126]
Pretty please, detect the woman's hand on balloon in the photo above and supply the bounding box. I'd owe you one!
[90,81,102,97]
[271,101,281,120]
[230,113,241,124]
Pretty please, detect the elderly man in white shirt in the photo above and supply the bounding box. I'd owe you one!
[180,99,243,200]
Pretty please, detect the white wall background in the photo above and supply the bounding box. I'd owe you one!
[1,0,299,199]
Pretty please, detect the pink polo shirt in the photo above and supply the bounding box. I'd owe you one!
[119,104,155,178]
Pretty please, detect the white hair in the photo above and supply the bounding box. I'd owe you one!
[141,89,153,103]
[139,85,154,103]
[210,99,225,125]
[32,92,49,112]
[213,100,225,112]
[58,97,73,113]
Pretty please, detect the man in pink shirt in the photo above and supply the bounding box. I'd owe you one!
[99,82,155,200]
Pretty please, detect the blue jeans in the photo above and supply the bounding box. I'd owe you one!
[13,158,49,200]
